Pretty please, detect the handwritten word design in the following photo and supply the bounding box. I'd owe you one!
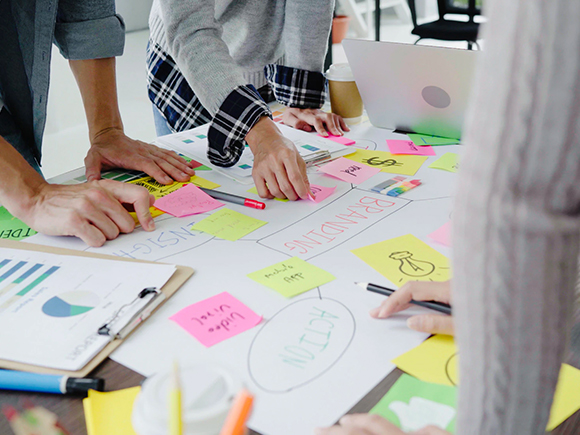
[170,292,262,347]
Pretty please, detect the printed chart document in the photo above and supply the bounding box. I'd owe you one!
[0,248,175,371]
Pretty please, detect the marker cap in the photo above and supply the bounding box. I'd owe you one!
[65,377,105,395]
[244,199,266,210]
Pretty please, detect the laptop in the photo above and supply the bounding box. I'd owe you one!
[342,39,478,139]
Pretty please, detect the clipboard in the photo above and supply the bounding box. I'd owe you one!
[0,239,194,377]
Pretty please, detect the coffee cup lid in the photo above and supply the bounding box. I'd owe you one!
[325,63,355,82]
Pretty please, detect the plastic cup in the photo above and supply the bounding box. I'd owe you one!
[132,364,243,435]
[326,63,363,125]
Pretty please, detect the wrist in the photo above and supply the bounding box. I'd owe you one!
[90,125,124,144]
[245,116,282,152]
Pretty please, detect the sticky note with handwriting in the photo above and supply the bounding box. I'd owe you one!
[318,157,381,185]
[308,184,336,203]
[170,292,262,347]
[345,150,428,176]
[130,175,219,200]
[429,153,459,173]
[247,257,336,298]
[154,184,224,217]
[387,140,435,156]
[191,208,267,241]
[318,133,356,146]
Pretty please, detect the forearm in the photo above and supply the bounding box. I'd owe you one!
[69,57,123,141]
[0,136,46,218]
[453,0,580,433]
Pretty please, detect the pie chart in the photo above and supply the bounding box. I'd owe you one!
[42,291,100,318]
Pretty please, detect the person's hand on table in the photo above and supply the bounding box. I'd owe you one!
[316,414,451,435]
[20,179,155,247]
[246,116,311,201]
[85,128,196,185]
[369,281,454,336]
[282,108,350,137]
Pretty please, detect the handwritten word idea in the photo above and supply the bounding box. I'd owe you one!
[247,257,335,298]
[170,292,262,347]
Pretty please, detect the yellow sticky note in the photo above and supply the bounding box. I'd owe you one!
[129,175,220,199]
[83,387,140,435]
[392,335,580,431]
[392,335,458,386]
[351,234,450,286]
[345,149,427,176]
[191,208,267,241]
[130,206,165,225]
[247,257,335,298]
[429,153,459,173]
[247,186,289,202]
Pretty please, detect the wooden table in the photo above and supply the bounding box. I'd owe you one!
[1,352,579,435]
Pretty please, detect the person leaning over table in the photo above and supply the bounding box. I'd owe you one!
[0,0,196,248]
[147,0,349,201]
[319,0,580,433]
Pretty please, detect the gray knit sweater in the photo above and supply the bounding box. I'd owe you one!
[149,0,333,114]
[453,0,580,433]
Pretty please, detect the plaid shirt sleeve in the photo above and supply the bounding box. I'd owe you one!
[264,64,326,109]
[207,85,272,167]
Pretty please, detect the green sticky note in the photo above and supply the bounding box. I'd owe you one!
[429,153,459,173]
[191,208,267,241]
[407,133,460,146]
[247,187,288,202]
[370,374,457,433]
[247,257,335,298]
[0,207,37,241]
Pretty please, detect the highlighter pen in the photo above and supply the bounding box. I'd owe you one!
[219,389,254,435]
[0,370,104,395]
[169,361,183,435]
[197,187,266,210]
[356,282,452,315]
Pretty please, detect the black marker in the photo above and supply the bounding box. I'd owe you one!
[356,282,452,315]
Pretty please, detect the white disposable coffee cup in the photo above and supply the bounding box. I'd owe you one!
[132,364,243,435]
[326,63,363,125]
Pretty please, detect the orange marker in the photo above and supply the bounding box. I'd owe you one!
[219,389,254,435]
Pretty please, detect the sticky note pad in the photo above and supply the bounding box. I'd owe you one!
[154,184,224,217]
[428,221,451,247]
[387,140,435,156]
[351,234,451,286]
[0,207,37,240]
[191,208,267,241]
[391,335,580,431]
[370,374,457,432]
[83,387,140,435]
[318,157,381,185]
[170,292,262,347]
[248,257,336,298]
[318,133,356,146]
[308,184,336,203]
[345,150,428,176]
[407,133,460,146]
[429,153,459,173]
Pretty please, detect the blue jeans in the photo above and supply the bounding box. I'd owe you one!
[152,105,173,137]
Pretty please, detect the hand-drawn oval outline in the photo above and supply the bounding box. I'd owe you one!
[247,297,356,393]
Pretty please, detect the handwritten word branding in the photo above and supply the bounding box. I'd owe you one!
[170,292,262,347]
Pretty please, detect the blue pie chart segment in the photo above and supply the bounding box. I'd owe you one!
[42,291,99,318]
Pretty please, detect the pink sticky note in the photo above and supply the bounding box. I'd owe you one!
[387,140,436,156]
[318,157,381,185]
[154,184,224,217]
[308,184,336,203]
[428,221,451,247]
[318,133,356,146]
[170,292,262,347]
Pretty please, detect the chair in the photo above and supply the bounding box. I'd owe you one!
[407,0,481,50]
